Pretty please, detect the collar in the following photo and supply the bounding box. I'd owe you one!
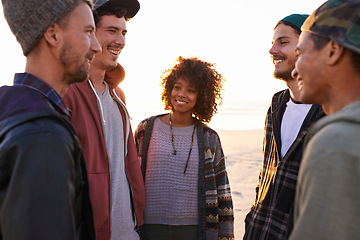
[13,73,71,119]
[290,96,302,104]
[104,63,125,89]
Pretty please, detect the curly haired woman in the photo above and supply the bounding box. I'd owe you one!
[134,56,234,240]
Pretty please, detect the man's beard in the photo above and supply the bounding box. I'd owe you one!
[272,55,297,82]
[60,41,89,85]
[273,69,294,82]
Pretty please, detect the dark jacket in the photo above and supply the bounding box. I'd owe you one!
[0,86,95,240]
[244,89,325,240]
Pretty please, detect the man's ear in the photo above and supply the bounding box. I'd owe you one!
[327,40,344,65]
[43,23,61,47]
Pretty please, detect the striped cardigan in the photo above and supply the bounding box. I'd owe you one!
[134,114,234,240]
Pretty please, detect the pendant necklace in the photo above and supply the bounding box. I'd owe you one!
[169,113,196,174]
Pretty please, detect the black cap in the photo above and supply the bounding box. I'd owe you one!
[93,0,140,18]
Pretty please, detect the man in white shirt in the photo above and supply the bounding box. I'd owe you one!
[244,13,324,240]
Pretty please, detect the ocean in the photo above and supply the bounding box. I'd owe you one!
[128,101,269,132]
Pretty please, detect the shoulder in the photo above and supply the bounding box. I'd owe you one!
[63,81,92,110]
[308,120,358,153]
[0,86,57,121]
[272,89,288,98]
[300,121,360,193]
[67,81,91,95]
[135,115,164,138]
[202,125,219,137]
[302,120,360,179]
[3,115,74,151]
[135,118,150,135]
[270,89,289,107]
[200,124,222,145]
[18,115,71,137]
[64,81,92,101]
[0,85,46,108]
[113,86,126,104]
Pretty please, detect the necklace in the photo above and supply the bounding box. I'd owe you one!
[169,113,196,174]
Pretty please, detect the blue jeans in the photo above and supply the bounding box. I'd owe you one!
[143,224,198,240]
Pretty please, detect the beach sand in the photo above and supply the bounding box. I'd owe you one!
[217,129,264,239]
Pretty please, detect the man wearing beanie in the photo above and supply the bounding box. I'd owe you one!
[289,1,360,239]
[243,14,324,240]
[63,1,145,239]
[0,0,101,239]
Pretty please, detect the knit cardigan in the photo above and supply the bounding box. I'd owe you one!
[134,114,234,240]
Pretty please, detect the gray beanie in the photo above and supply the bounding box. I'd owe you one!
[2,0,87,56]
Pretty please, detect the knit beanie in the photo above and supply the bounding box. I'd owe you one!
[280,14,309,32]
[2,0,85,56]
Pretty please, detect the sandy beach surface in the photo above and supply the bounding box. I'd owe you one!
[217,129,263,239]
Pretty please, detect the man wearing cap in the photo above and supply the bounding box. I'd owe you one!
[63,0,144,239]
[243,14,324,240]
[0,0,101,239]
[289,0,360,239]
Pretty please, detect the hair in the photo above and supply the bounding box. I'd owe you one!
[93,7,128,25]
[350,51,360,73]
[309,33,360,73]
[309,33,330,50]
[161,56,224,123]
[275,21,301,35]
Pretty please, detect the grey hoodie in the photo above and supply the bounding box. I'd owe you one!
[290,101,360,240]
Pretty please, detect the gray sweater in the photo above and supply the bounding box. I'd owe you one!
[290,101,360,240]
[135,114,234,240]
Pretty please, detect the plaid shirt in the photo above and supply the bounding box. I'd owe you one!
[244,89,324,240]
[13,73,71,119]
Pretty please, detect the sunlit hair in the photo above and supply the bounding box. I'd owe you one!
[161,56,224,123]
[93,7,128,25]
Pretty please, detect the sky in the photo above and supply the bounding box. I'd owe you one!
[0,0,326,130]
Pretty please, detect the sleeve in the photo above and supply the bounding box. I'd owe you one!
[289,130,360,240]
[212,132,234,239]
[254,106,271,205]
[245,106,270,227]
[0,120,78,239]
[244,107,272,229]
[125,126,145,227]
[134,120,147,164]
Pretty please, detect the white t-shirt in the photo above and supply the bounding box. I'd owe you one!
[280,98,312,158]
